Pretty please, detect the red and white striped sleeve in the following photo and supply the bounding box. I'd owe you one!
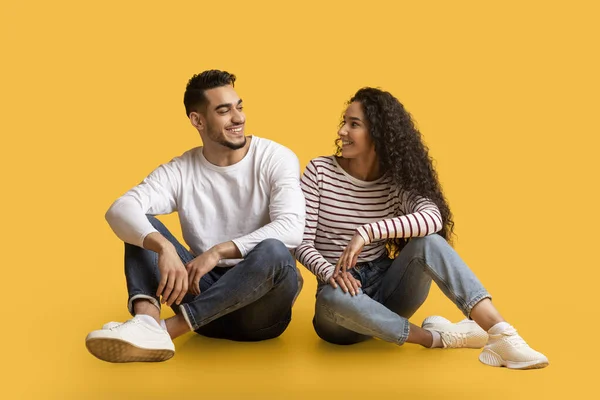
[295,161,337,282]
[356,189,443,245]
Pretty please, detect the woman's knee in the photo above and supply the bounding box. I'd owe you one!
[312,314,368,345]
[406,233,449,254]
[316,284,356,310]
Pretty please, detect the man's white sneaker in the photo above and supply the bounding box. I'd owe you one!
[102,321,121,330]
[422,315,488,349]
[479,326,549,369]
[86,316,175,363]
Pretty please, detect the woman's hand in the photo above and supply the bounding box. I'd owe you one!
[333,233,366,276]
[328,272,362,296]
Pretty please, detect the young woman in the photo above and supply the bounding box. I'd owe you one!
[295,87,548,369]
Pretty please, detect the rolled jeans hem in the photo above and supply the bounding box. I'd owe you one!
[128,293,160,316]
[465,292,492,318]
[397,320,410,345]
[180,303,196,331]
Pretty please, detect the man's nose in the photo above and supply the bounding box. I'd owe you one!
[232,108,245,124]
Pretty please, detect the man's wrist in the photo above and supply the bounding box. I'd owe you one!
[144,232,176,255]
[209,245,223,260]
[157,241,177,256]
[211,241,241,260]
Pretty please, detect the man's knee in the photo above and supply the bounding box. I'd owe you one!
[251,238,295,266]
[275,266,299,304]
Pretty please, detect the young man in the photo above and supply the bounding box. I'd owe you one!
[86,70,305,363]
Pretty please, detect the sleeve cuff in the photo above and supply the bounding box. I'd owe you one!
[139,228,159,248]
[231,239,247,257]
[356,226,372,245]
[320,267,335,283]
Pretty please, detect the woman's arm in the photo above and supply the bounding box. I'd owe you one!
[355,189,443,245]
[294,161,337,283]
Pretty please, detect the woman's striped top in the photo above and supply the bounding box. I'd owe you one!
[295,156,443,282]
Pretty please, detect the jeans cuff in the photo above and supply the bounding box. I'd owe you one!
[465,292,492,318]
[128,294,160,316]
[180,303,196,331]
[397,320,411,345]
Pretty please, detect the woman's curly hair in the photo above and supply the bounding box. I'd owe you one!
[336,87,455,253]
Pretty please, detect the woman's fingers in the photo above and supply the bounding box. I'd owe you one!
[328,277,338,289]
[351,253,360,270]
[345,274,356,296]
[336,275,349,293]
[350,274,361,294]
[334,257,343,277]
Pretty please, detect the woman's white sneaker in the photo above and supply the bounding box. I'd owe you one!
[86,316,175,363]
[479,326,549,369]
[422,316,489,348]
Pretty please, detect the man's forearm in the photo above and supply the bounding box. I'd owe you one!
[232,214,304,256]
[143,232,176,254]
[212,241,242,260]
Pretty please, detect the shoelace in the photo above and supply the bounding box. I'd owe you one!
[503,330,528,348]
[109,318,138,331]
[441,332,467,348]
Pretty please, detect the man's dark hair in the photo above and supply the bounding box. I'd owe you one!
[183,70,236,117]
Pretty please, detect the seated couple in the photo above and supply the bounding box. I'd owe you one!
[85,70,548,370]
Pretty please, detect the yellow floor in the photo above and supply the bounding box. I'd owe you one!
[10,266,594,399]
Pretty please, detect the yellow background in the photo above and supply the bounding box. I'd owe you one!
[1,0,598,398]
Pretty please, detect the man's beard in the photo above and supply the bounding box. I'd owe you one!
[218,135,247,150]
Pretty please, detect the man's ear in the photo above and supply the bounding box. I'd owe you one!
[189,111,204,130]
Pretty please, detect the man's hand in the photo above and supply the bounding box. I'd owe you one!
[328,271,362,296]
[333,233,366,276]
[155,246,189,306]
[186,247,221,296]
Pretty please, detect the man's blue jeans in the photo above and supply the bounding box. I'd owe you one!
[125,216,299,341]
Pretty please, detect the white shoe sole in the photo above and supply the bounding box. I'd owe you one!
[86,337,174,363]
[479,348,549,369]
